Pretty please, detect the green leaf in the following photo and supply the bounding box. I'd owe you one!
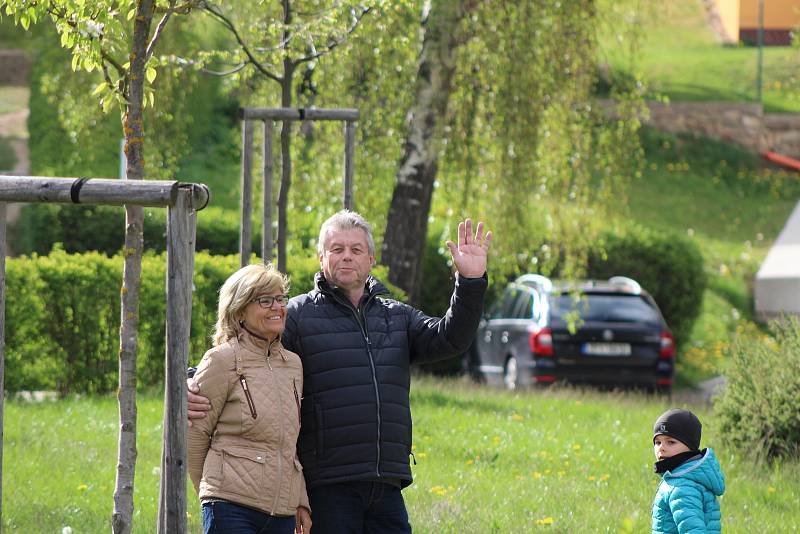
[92,82,107,96]
[145,66,157,84]
[147,90,155,108]
[127,8,136,21]
[71,54,80,72]
[20,15,29,31]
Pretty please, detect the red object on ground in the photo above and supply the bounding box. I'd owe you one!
[763,151,800,171]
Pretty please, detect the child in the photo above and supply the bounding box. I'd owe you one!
[651,409,725,534]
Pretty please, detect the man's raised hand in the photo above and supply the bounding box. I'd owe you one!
[445,219,492,278]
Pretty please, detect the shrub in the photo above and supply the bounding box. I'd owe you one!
[10,204,251,257]
[586,225,706,346]
[715,318,800,460]
[4,250,405,394]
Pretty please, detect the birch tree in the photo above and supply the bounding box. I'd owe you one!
[0,2,193,532]
[380,0,477,304]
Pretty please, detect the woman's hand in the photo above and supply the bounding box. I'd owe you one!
[295,506,312,534]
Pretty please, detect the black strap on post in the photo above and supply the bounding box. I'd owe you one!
[298,108,305,120]
[70,177,89,203]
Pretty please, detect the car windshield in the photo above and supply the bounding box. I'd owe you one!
[549,293,662,326]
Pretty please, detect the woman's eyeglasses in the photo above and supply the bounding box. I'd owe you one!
[253,295,289,308]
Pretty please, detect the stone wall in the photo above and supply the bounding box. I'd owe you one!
[0,50,31,86]
[600,99,800,158]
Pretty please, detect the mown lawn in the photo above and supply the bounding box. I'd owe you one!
[599,0,800,112]
[3,378,799,533]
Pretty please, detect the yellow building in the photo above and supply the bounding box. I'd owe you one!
[714,0,800,45]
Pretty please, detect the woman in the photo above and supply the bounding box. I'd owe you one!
[188,263,312,534]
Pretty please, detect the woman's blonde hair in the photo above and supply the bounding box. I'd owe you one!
[213,263,289,345]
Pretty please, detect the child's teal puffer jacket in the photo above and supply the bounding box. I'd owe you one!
[651,448,725,534]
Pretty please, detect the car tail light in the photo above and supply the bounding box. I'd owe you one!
[659,331,675,359]
[536,375,556,383]
[529,327,554,357]
[656,378,673,385]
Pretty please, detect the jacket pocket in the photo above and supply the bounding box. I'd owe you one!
[201,449,224,488]
[314,404,325,459]
[220,445,267,497]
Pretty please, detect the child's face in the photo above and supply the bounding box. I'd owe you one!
[653,434,691,460]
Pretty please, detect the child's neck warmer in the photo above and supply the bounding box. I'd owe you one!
[654,449,703,474]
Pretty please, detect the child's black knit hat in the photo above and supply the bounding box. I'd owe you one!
[652,408,702,451]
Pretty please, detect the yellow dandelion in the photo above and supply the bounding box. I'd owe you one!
[588,475,596,481]
[77,484,89,492]
[768,486,776,493]
[466,459,474,465]
[572,444,581,451]
[511,413,524,421]
[600,474,610,481]
[532,471,543,479]
[417,452,427,459]
[492,436,501,445]
[535,517,554,525]
[545,469,551,475]
[430,485,447,496]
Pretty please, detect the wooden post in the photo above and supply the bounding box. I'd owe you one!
[344,121,355,210]
[0,202,6,527]
[157,187,197,534]
[240,120,254,268]
[262,121,274,262]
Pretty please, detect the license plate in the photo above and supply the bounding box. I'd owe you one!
[582,342,631,356]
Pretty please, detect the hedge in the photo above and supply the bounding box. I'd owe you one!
[4,250,403,394]
[586,225,706,346]
[10,204,247,256]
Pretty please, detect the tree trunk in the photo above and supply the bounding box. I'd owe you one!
[381,0,475,304]
[113,2,154,533]
[276,0,294,273]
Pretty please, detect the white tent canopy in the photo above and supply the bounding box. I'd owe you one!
[755,200,800,320]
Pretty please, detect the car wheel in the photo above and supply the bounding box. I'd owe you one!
[503,356,518,390]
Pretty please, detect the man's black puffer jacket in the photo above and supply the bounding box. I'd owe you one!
[283,271,486,489]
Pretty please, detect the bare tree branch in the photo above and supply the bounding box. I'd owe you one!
[295,5,372,65]
[171,55,247,76]
[200,1,283,83]
[146,0,178,61]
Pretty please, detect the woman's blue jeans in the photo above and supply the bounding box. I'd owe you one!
[201,500,296,534]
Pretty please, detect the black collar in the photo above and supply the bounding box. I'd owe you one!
[654,449,703,474]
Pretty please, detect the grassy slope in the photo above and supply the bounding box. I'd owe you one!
[600,0,800,384]
[4,381,799,533]
[599,0,800,112]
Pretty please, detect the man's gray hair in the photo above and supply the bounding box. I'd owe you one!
[317,210,375,256]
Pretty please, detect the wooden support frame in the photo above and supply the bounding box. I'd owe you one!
[0,175,210,534]
[238,107,359,266]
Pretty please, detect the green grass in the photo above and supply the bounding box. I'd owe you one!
[4,378,799,533]
[622,127,800,383]
[599,0,800,112]
[0,87,28,115]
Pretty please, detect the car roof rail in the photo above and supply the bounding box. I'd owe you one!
[515,274,553,292]
[607,276,642,294]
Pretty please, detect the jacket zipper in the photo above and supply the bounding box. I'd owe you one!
[324,283,386,478]
[293,378,301,423]
[270,344,285,514]
[238,375,257,419]
[332,290,383,478]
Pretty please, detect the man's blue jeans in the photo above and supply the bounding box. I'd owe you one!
[308,481,413,534]
[201,500,296,534]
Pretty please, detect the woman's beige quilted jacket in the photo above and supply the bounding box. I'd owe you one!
[187,331,310,516]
